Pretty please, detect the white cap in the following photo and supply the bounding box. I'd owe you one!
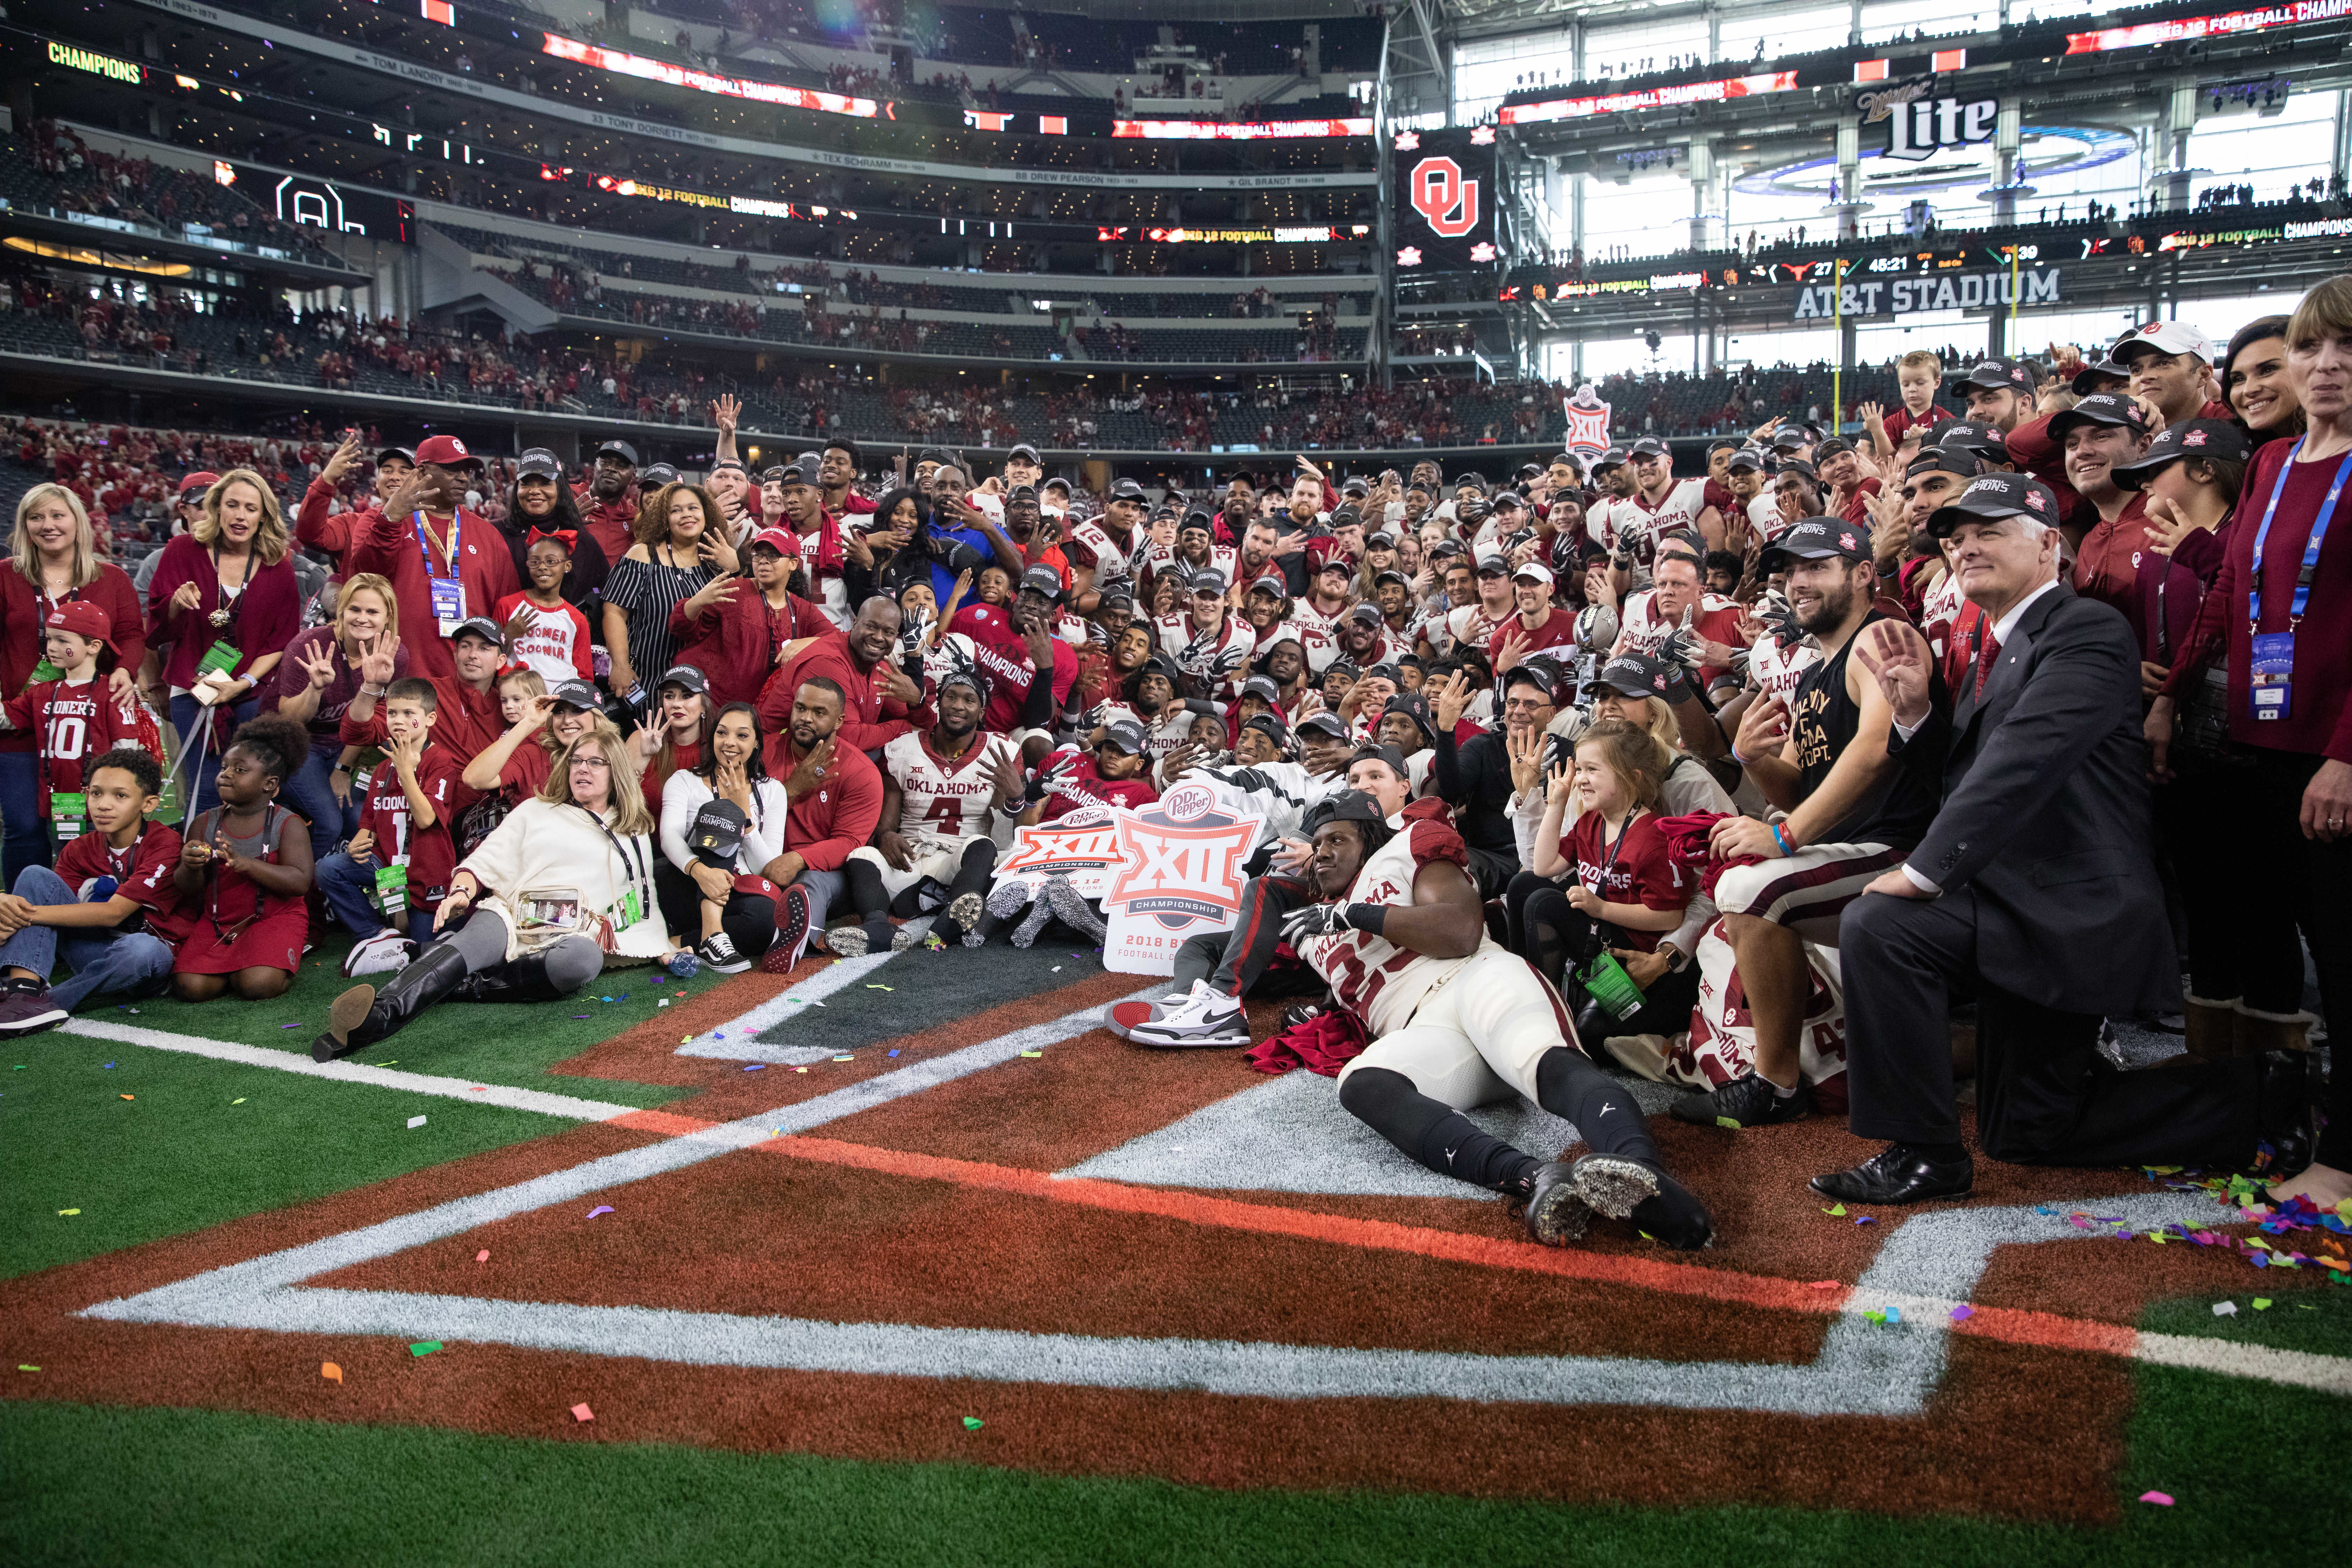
[2112,320,2214,366]
[1511,562,1555,585]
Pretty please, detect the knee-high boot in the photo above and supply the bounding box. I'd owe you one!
[312,942,470,1062]
[447,952,570,1004]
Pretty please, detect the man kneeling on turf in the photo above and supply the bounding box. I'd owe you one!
[1285,790,1714,1248]
[0,749,189,1035]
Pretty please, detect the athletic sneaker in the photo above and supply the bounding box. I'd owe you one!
[939,891,987,949]
[760,884,812,974]
[1670,1071,1811,1130]
[697,932,750,974]
[984,879,1033,925]
[1043,877,1106,942]
[0,978,68,1037]
[827,925,879,958]
[1521,1160,1594,1246]
[1117,979,1252,1049]
[341,930,415,979]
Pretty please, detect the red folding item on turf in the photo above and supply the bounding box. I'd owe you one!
[1245,1006,1370,1078]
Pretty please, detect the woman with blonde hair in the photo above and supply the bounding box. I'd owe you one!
[312,715,672,1060]
[1,483,146,883]
[146,468,304,821]
[602,481,737,717]
[268,570,406,861]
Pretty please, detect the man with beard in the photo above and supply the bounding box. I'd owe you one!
[1237,517,1301,599]
[1289,552,1355,672]
[1154,567,1254,701]
[1613,542,1748,689]
[1676,519,1944,1130]
[1872,445,1984,683]
[1953,357,2081,525]
[948,565,1079,739]
[1598,439,1720,581]
[1814,438,1882,528]
[1285,792,1713,1248]
[766,676,885,966]
[819,436,875,518]
[2051,393,2157,636]
[763,595,922,756]
[349,437,521,682]
[836,670,1023,955]
[575,439,641,564]
[1282,469,1328,536]
[1489,562,1578,672]
[1336,602,1403,671]
[1108,710,1359,1048]
[1171,510,1238,582]
[2112,320,2230,428]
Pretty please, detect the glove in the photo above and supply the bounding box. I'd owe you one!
[1281,901,1384,944]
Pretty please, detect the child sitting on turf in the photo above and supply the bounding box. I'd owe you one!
[495,530,596,686]
[317,678,462,977]
[168,715,316,1001]
[0,603,156,853]
[0,748,190,1035]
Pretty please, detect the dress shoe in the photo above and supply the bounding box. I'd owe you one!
[1810,1143,1974,1205]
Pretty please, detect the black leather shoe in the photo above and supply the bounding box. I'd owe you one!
[1810,1143,1974,1205]
[2244,1050,2321,1182]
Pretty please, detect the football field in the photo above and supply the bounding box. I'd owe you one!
[4,935,2346,1567]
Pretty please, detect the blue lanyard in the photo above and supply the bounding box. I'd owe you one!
[2248,437,2352,630]
[411,509,460,581]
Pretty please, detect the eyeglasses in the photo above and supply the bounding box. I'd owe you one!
[569,756,613,771]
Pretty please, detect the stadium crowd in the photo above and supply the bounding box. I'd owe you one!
[1,287,2344,1251]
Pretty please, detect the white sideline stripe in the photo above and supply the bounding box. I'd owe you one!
[2133,1329,2352,1395]
[672,945,904,1064]
[81,991,1150,1311]
[56,1020,643,1122]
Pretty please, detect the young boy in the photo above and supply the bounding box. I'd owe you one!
[1867,348,1955,458]
[0,748,187,1034]
[495,530,596,685]
[0,603,153,852]
[317,677,461,976]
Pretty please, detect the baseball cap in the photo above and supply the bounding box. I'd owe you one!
[1240,712,1291,748]
[1303,789,1387,835]
[1329,504,1364,531]
[1108,479,1147,503]
[1043,476,1072,495]
[640,463,680,489]
[375,446,416,468]
[1938,420,2011,462]
[709,458,748,477]
[1366,529,1398,549]
[516,447,564,481]
[1906,446,1983,482]
[2111,320,2215,366]
[1724,446,1768,474]
[449,616,503,646]
[1018,564,1067,602]
[747,526,799,556]
[1187,567,1228,597]
[1503,663,1558,701]
[593,439,639,466]
[2112,419,2251,490]
[1006,443,1041,464]
[657,664,709,695]
[1006,484,1040,507]
[1248,573,1290,599]
[1100,718,1147,755]
[1452,472,1487,491]
[413,434,482,472]
[1512,562,1555,585]
[1769,426,1812,451]
[1813,436,1855,461]
[1591,446,1629,472]
[2047,391,2155,444]
[1295,711,1353,741]
[1098,588,1135,612]
[1625,437,1670,460]
[916,445,961,471]
[1382,691,1436,741]
[1347,602,1385,626]
[1473,550,1510,575]
[177,470,220,499]
[776,456,820,486]
[2070,358,2131,396]
[548,678,601,711]
[44,600,114,651]
[1774,458,1820,483]
[1956,357,2036,393]
[1239,674,1281,704]
[1323,659,1360,681]
[1178,509,1215,536]
[1590,652,1677,700]
[1758,517,1874,572]
[1351,742,1410,779]
[1373,568,1410,590]
[1340,477,1371,497]
[1926,473,2063,537]
[1313,550,1354,576]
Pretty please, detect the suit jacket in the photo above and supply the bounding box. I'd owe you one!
[1896,582,2179,1017]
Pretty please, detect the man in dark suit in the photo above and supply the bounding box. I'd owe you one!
[1816,474,2313,1203]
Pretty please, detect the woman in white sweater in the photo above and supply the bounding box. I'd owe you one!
[655,701,792,973]
[311,716,672,1061]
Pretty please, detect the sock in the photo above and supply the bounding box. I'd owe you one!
[1765,1073,1800,1098]
[1339,1068,1540,1194]
[1535,1048,1659,1166]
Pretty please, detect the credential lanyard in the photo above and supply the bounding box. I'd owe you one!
[2248,437,2352,631]
[412,509,460,581]
[575,804,652,918]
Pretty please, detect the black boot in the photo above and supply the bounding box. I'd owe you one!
[312,942,470,1062]
[447,952,569,1004]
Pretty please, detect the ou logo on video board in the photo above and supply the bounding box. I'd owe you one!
[1101,784,1262,975]
[1408,156,1482,238]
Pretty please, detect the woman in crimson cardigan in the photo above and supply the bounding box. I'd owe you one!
[2148,274,2352,1214]
[2,484,146,884]
[145,469,304,822]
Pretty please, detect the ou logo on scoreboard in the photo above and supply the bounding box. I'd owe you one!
[1408,155,1481,238]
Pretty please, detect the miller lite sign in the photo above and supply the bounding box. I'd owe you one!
[1100,783,1264,975]
[1857,76,1996,163]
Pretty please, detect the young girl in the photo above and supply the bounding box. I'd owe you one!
[973,564,1014,608]
[495,529,596,685]
[168,714,315,1000]
[1514,718,1696,1039]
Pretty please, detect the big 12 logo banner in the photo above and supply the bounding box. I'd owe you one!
[1393,126,1498,271]
[1100,783,1264,975]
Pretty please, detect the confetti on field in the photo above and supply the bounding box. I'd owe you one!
[1863,1309,1886,1324]
[119,1094,134,1101]
[962,1416,984,1431]
[1950,1304,1975,1321]
[1855,1216,1876,1226]
[2139,1492,2174,1506]
[56,1209,79,1216]
[1051,966,1062,973]
[888,1049,900,1057]
[1821,1204,1847,1217]
[409,1342,441,1357]
[794,1067,808,1073]
[406,1115,427,1129]
[16,1365,38,1373]
[103,1062,115,1069]
[475,1250,490,1262]
[1884,1306,1902,1323]
[1020,1051,1044,1058]
[321,1363,343,1384]
[658,1000,670,1008]
[832,1054,854,1062]
[743,1064,766,1072]
[587,1205,614,1218]
[2212,1301,2239,1317]
[1808,1280,1840,1290]
[230,1098,246,1105]
[279,1023,302,1030]
[571,1014,590,1019]
[2253,1297,2273,1310]
[867,984,893,992]
[571,1403,595,1423]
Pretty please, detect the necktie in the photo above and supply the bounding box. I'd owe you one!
[1974,625,2002,700]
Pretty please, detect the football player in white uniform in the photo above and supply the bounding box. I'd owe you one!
[1282,790,1713,1249]
[834,671,1023,953]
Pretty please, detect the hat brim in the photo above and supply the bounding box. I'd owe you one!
[1926,498,2033,537]
[2044,408,2132,444]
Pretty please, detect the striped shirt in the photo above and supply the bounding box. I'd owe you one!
[604,549,717,692]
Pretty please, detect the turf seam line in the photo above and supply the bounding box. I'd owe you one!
[55,1020,644,1121]
[673,921,935,1064]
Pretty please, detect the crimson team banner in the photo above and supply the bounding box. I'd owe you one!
[1392,127,1498,271]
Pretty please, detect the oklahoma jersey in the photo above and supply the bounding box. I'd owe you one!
[2,678,148,806]
[1295,808,1492,1039]
[883,728,1017,847]
[1600,479,1710,569]
[1749,631,1822,708]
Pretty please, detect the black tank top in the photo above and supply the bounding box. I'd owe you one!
[1788,611,1940,852]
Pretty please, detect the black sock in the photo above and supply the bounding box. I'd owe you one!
[1534,1047,1659,1166]
[1339,1068,1540,1194]
[842,858,891,933]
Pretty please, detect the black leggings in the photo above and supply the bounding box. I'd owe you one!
[653,860,778,958]
[1503,870,1698,1037]
[1337,1049,1659,1194]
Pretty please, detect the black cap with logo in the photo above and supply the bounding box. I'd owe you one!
[1926,472,2064,537]
[2047,391,2156,444]
[1759,517,1875,573]
[2112,418,2251,490]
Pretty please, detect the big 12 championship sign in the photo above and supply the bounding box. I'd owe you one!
[1393,126,1498,271]
[1100,783,1264,975]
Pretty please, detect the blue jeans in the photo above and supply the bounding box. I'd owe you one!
[169,692,260,826]
[0,750,44,890]
[316,849,429,942]
[283,745,359,864]
[0,866,174,1011]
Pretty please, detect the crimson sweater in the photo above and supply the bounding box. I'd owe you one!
[343,507,519,680]
[771,734,882,872]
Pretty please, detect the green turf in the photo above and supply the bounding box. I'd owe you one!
[2,1353,2339,1568]
[2140,1281,2352,1356]
[0,1047,576,1280]
[52,933,719,1106]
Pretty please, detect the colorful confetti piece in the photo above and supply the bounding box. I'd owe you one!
[1950,1304,1975,1322]
[322,1363,343,1383]
[961,1416,983,1431]
[56,1209,79,1216]
[409,1342,441,1357]
[2212,1301,2238,1317]
[2138,1491,2174,1506]
[476,1250,490,1262]
[1020,1051,1044,1058]
[572,1403,595,1422]
[406,1115,427,1129]
[743,1064,767,1072]
[587,1205,614,1218]
[1821,1204,1847,1217]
